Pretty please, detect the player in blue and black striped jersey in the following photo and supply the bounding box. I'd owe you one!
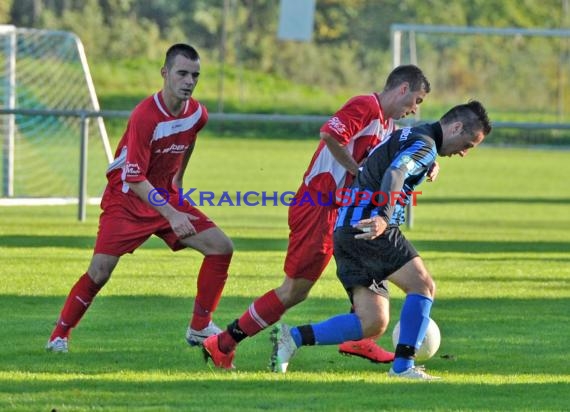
[335,121,438,229]
[270,100,492,379]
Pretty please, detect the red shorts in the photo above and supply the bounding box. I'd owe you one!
[94,200,216,257]
[283,189,338,281]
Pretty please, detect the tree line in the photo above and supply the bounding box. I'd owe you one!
[1,0,569,106]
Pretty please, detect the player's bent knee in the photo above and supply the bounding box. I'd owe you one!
[429,278,436,298]
[208,229,234,254]
[356,309,387,337]
[410,264,436,297]
[87,255,118,285]
[360,318,385,338]
[275,280,312,307]
[422,274,436,298]
[189,228,234,255]
[282,288,310,307]
[87,267,112,285]
[216,237,234,255]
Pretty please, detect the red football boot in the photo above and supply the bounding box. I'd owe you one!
[338,339,395,363]
[202,335,236,370]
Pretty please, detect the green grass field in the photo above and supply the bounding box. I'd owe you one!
[1,138,569,411]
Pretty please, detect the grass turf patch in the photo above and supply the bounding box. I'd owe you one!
[1,142,569,411]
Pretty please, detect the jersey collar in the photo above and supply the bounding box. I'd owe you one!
[155,91,189,118]
[431,122,443,152]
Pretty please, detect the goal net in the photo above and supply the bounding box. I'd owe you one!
[0,25,112,206]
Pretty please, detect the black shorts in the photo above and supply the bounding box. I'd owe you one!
[333,226,419,297]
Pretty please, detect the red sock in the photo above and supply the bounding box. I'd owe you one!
[191,254,232,330]
[237,289,286,337]
[217,290,286,353]
[50,273,102,340]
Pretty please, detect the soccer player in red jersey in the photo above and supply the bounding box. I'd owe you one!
[204,65,434,369]
[271,101,492,378]
[46,44,233,353]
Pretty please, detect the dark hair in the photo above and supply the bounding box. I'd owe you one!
[441,100,492,136]
[164,44,200,68]
[384,65,431,94]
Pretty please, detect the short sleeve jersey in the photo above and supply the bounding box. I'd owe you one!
[302,93,395,193]
[104,91,208,216]
[335,123,440,228]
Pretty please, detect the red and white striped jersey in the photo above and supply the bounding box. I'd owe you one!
[302,93,395,193]
[103,92,208,216]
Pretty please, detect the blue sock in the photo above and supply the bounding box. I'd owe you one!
[393,294,433,373]
[290,326,302,347]
[290,313,363,347]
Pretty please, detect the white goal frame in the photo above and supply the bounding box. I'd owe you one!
[1,25,112,209]
[391,24,570,228]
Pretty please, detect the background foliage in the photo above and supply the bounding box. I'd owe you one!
[1,0,569,149]
[2,0,569,95]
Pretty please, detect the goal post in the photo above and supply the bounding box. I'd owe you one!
[390,24,570,228]
[0,25,112,214]
[1,25,16,197]
[390,24,570,122]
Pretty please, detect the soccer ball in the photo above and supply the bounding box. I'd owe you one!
[392,318,441,361]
